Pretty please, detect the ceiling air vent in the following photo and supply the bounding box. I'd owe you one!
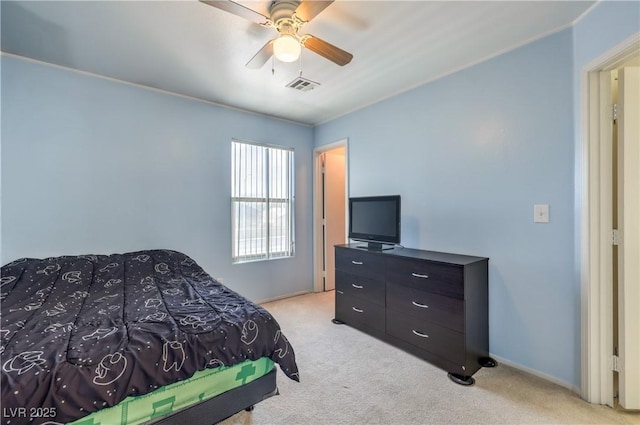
[286,76,320,92]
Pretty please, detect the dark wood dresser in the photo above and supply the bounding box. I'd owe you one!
[334,244,493,385]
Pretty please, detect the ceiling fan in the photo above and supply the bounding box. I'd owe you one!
[200,0,353,68]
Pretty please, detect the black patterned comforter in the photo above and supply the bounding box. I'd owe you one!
[0,250,299,425]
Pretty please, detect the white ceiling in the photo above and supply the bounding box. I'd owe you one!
[1,0,595,126]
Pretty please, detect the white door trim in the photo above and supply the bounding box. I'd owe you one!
[580,32,640,405]
[313,139,349,293]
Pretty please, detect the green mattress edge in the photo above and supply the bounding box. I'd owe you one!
[68,357,275,425]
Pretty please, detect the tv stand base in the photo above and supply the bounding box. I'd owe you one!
[356,242,395,251]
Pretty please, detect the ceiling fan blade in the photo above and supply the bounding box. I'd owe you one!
[295,0,334,22]
[303,35,353,66]
[246,40,275,69]
[199,0,269,25]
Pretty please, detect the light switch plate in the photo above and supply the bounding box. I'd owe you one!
[534,204,549,223]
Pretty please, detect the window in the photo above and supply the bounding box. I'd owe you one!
[231,140,295,263]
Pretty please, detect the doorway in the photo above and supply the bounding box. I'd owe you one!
[581,34,639,409]
[609,63,639,408]
[313,140,348,292]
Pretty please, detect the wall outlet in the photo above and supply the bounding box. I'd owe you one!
[534,204,550,223]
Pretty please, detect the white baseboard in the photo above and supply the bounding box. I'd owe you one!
[490,354,581,395]
[257,290,312,305]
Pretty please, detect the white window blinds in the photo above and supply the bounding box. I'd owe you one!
[231,140,295,263]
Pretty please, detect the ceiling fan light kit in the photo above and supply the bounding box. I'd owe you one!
[273,34,301,62]
[201,0,353,68]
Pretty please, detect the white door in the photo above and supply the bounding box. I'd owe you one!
[323,147,346,291]
[617,66,640,410]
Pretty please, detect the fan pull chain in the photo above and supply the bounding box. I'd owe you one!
[272,56,275,76]
[298,49,303,76]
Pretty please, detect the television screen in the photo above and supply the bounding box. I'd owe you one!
[349,195,400,248]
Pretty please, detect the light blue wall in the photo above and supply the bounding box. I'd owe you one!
[315,29,579,385]
[1,55,314,302]
[573,1,639,69]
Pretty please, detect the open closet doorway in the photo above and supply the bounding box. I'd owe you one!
[313,140,348,292]
[609,61,640,409]
[582,34,639,409]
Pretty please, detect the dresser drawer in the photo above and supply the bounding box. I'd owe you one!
[386,310,465,365]
[385,256,464,299]
[335,292,385,332]
[386,283,464,332]
[335,247,385,278]
[336,270,385,306]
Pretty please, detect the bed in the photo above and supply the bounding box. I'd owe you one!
[0,249,299,425]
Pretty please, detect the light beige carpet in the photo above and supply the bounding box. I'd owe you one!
[221,291,639,425]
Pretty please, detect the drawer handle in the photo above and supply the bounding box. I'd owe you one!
[352,307,364,313]
[411,273,429,279]
[411,301,429,309]
[351,261,364,265]
[337,290,344,295]
[352,284,364,289]
[412,330,429,338]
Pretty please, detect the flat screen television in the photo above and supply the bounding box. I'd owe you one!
[348,195,401,250]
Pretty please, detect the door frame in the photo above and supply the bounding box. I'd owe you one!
[313,139,349,293]
[580,32,640,405]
